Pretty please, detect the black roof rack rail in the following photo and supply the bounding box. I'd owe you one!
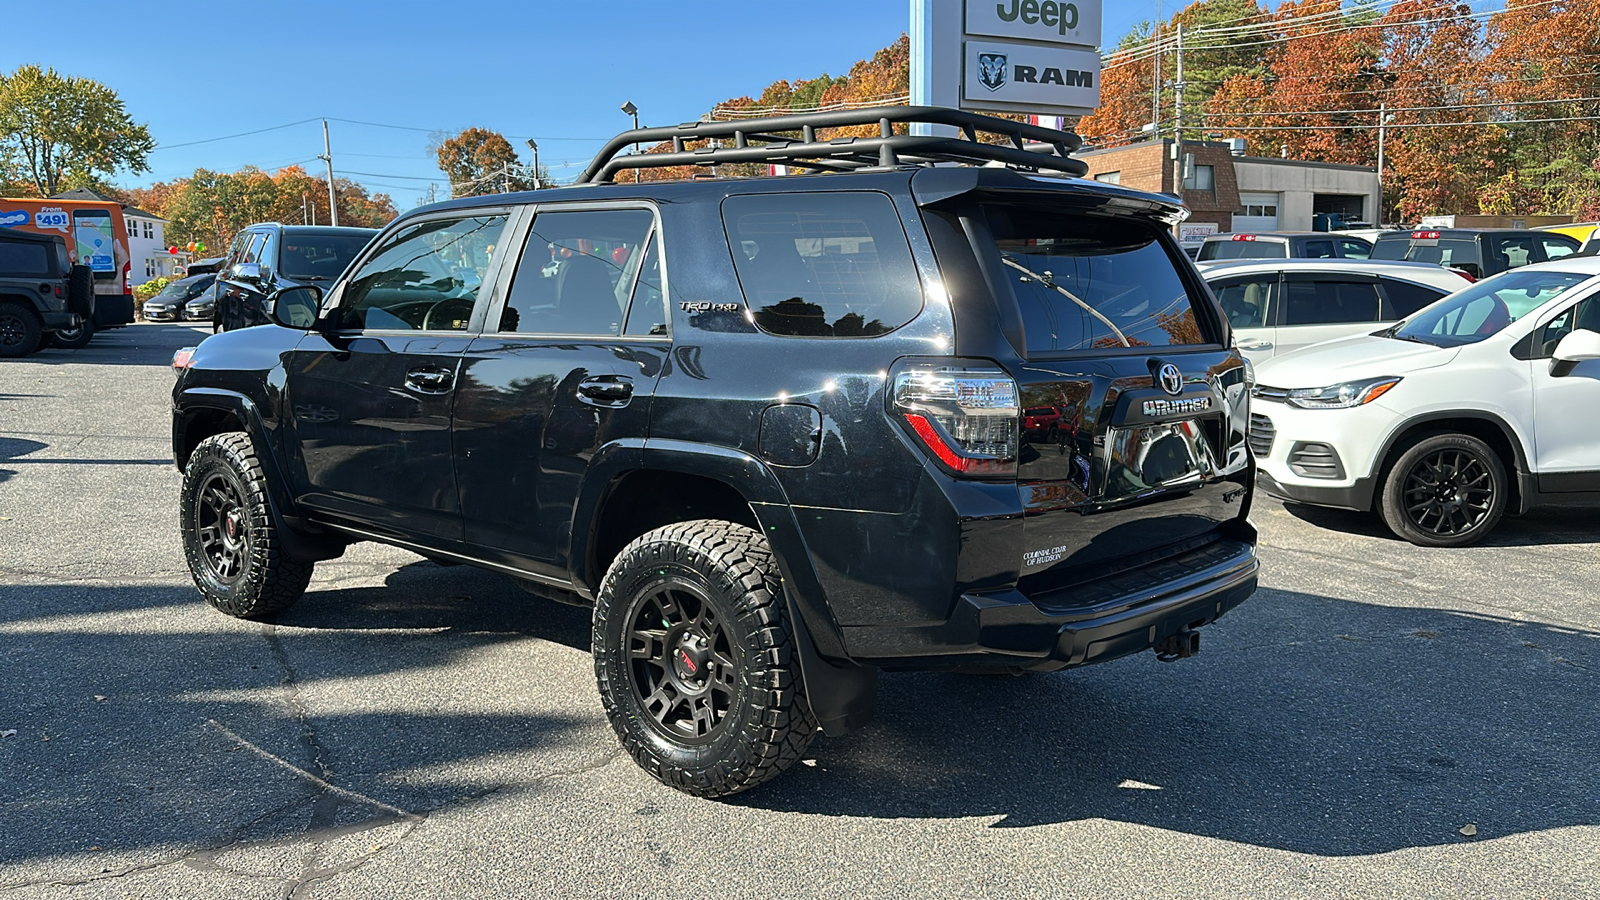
[572,105,1087,185]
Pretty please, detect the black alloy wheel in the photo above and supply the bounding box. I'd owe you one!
[594,519,818,798]
[1380,433,1506,548]
[194,472,251,584]
[0,302,42,357]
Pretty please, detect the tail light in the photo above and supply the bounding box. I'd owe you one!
[123,261,133,294]
[172,346,197,371]
[892,362,1019,477]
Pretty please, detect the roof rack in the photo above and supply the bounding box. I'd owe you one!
[572,105,1087,185]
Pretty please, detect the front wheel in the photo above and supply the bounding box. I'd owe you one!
[593,520,818,798]
[1379,433,1506,547]
[180,433,314,617]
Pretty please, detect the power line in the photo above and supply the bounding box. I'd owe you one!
[152,118,320,151]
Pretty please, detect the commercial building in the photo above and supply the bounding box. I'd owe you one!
[1076,139,1381,237]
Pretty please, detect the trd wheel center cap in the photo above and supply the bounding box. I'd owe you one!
[224,510,244,544]
[672,634,710,686]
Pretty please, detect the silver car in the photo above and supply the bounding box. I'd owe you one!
[1201,259,1472,363]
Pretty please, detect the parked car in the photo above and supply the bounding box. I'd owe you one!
[142,273,216,321]
[1577,230,1600,258]
[214,224,377,331]
[1533,221,1597,246]
[0,226,93,357]
[170,107,1259,798]
[1370,228,1579,279]
[182,256,229,277]
[1203,259,1471,363]
[1251,257,1600,547]
[185,280,219,325]
[1196,231,1373,263]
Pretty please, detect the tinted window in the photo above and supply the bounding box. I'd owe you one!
[0,241,50,275]
[987,209,1209,353]
[1338,238,1371,259]
[1281,280,1381,325]
[1488,234,1537,270]
[1539,235,1578,260]
[1373,237,1480,274]
[1210,276,1274,328]
[1302,240,1337,259]
[338,214,507,331]
[241,233,266,265]
[256,231,278,281]
[501,208,655,336]
[280,233,375,281]
[1393,269,1589,347]
[1199,239,1288,261]
[1536,296,1600,357]
[623,233,667,336]
[723,192,922,338]
[1380,278,1448,318]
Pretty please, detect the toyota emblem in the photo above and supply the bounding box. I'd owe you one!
[1157,363,1183,396]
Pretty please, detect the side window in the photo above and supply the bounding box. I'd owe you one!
[0,241,50,275]
[1379,278,1447,319]
[1490,235,1536,270]
[1303,240,1336,259]
[337,214,508,331]
[1538,297,1600,357]
[1540,236,1578,260]
[723,192,923,337]
[1282,280,1382,326]
[241,233,266,265]
[255,231,278,281]
[1211,277,1274,329]
[623,233,667,336]
[1338,238,1371,259]
[500,208,655,336]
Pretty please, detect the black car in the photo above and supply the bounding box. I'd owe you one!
[1196,231,1373,262]
[171,107,1258,797]
[1371,228,1580,279]
[214,224,377,331]
[0,226,93,357]
[141,273,216,321]
[184,280,219,325]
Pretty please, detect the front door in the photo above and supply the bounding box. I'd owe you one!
[282,211,512,540]
[1529,290,1600,491]
[452,204,669,581]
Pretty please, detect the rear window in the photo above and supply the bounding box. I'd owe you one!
[986,208,1210,353]
[723,192,923,337]
[1199,238,1288,261]
[281,233,374,281]
[1373,237,1480,270]
[0,241,51,276]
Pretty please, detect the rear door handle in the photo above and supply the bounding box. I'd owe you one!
[405,366,454,393]
[577,375,634,407]
[1236,339,1273,349]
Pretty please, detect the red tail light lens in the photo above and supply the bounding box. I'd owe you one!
[172,346,197,371]
[892,364,1019,477]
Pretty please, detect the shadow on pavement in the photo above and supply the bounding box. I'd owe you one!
[1281,498,1600,547]
[4,324,209,368]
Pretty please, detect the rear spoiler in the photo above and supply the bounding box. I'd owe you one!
[910,167,1189,225]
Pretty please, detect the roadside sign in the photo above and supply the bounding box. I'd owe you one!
[965,0,1102,49]
[962,40,1100,112]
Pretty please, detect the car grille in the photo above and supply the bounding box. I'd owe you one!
[1248,413,1274,458]
[1288,442,1345,480]
[1251,385,1290,403]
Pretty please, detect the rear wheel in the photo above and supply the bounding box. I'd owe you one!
[1379,433,1506,547]
[593,519,818,797]
[0,302,42,357]
[48,319,94,349]
[180,433,314,617]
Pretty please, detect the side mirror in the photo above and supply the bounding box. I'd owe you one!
[265,285,324,331]
[230,262,262,284]
[1550,328,1600,378]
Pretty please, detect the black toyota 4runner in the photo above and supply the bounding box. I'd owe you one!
[171,108,1258,797]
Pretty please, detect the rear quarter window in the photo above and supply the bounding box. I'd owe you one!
[985,208,1213,354]
[722,192,923,337]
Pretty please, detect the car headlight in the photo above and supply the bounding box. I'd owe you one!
[1286,376,1401,410]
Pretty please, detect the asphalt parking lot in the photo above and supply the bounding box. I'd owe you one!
[2,324,1596,898]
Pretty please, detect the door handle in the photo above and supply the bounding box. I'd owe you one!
[1236,339,1273,349]
[577,375,634,407]
[405,366,454,393]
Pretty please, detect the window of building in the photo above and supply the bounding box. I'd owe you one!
[1242,203,1278,217]
[1093,171,1121,184]
[145,258,157,277]
[126,218,138,237]
[1183,164,1215,191]
[143,220,154,239]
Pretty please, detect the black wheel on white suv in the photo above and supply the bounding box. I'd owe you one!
[1379,433,1506,548]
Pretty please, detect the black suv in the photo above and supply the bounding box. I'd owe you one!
[171,108,1258,797]
[0,226,93,357]
[1196,231,1372,262]
[1371,228,1579,278]
[213,224,377,331]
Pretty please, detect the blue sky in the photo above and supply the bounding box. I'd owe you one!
[2,0,1159,209]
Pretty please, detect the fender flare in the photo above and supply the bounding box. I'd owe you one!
[571,437,877,736]
[1372,409,1533,511]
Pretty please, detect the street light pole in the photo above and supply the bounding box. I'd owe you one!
[525,139,540,189]
[621,101,640,183]
[1376,101,1391,225]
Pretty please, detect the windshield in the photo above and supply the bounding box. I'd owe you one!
[1391,269,1590,347]
[280,233,373,281]
[1199,239,1287,261]
[151,280,192,301]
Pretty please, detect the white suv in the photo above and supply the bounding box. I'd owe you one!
[1250,257,1600,546]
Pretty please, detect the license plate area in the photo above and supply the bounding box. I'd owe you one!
[1101,417,1222,501]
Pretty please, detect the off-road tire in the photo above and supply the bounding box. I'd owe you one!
[594,519,818,798]
[1379,432,1506,548]
[48,319,94,349]
[67,265,94,318]
[0,301,43,358]
[181,432,314,617]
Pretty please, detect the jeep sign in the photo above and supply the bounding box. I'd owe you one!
[966,0,1102,50]
[961,40,1100,110]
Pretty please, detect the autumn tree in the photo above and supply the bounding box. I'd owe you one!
[0,65,154,196]
[435,127,533,197]
[138,166,397,250]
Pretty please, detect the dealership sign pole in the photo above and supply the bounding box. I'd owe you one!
[911,0,1103,134]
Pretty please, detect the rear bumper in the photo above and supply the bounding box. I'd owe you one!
[840,535,1259,671]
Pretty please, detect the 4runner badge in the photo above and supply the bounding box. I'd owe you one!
[1142,396,1211,417]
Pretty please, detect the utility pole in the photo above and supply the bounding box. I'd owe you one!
[302,192,308,225]
[319,119,339,227]
[1172,25,1185,207]
[1376,101,1389,225]
[1152,21,1161,137]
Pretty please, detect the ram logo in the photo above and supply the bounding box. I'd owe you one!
[977,53,1008,92]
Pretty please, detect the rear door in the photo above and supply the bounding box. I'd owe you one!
[1275,273,1384,355]
[971,203,1252,581]
[1208,272,1279,361]
[451,203,669,581]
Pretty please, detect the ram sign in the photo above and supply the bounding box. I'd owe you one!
[962,40,1101,111]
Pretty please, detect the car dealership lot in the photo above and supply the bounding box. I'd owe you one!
[2,326,1596,898]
